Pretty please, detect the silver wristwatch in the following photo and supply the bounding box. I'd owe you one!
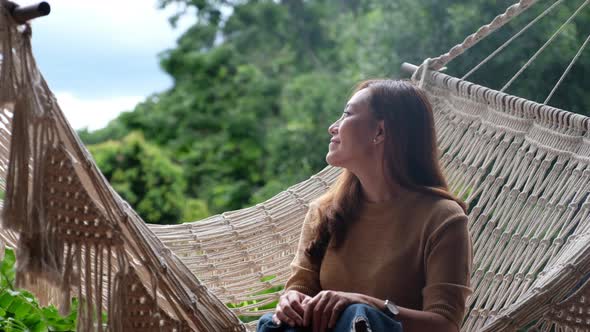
[384,299,400,318]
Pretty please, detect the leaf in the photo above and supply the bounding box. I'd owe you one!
[10,298,35,319]
[0,291,15,308]
[31,320,49,332]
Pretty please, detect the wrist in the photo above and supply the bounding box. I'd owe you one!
[352,293,380,308]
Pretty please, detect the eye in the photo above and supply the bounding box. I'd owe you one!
[343,111,351,117]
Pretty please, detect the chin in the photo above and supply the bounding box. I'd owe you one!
[325,153,343,168]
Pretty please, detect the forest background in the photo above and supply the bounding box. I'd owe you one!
[0,0,589,328]
[75,0,590,226]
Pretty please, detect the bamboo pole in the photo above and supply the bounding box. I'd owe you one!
[400,62,418,76]
[4,1,50,24]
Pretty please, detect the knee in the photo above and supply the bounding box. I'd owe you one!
[257,312,275,329]
[335,304,374,331]
[341,303,374,316]
[336,303,403,332]
[259,312,274,322]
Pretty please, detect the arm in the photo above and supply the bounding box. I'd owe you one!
[284,204,322,296]
[274,204,322,326]
[303,291,458,332]
[421,212,473,329]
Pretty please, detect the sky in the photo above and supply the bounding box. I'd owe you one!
[19,0,196,130]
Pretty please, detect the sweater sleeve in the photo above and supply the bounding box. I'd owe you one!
[422,211,473,328]
[284,204,322,297]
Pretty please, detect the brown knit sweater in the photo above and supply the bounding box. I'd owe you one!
[284,188,473,328]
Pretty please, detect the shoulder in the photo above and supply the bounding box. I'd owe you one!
[414,190,466,218]
[430,196,466,220]
[416,192,469,242]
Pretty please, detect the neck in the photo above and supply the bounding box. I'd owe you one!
[352,162,402,203]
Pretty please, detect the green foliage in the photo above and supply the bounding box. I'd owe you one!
[0,248,78,331]
[78,118,131,146]
[226,275,283,323]
[182,198,210,222]
[88,132,188,224]
[0,248,15,290]
[78,0,589,225]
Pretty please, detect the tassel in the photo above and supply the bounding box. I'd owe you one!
[3,94,31,232]
[110,268,128,332]
[3,94,54,287]
[59,242,74,316]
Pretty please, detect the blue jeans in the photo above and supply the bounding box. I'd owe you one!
[257,303,403,331]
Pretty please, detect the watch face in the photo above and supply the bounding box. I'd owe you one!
[386,301,400,316]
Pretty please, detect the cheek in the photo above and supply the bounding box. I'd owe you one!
[326,124,371,166]
[341,121,371,147]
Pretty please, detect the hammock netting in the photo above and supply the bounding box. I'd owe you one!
[1,0,590,330]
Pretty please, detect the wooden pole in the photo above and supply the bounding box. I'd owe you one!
[5,1,51,24]
[400,62,418,76]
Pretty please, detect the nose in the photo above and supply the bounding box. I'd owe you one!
[328,121,338,136]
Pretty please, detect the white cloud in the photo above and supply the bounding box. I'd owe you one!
[12,1,196,130]
[54,92,143,130]
[26,0,195,52]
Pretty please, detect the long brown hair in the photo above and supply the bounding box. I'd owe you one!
[305,79,467,263]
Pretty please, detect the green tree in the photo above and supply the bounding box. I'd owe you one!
[88,132,191,224]
[125,47,279,213]
[79,0,590,220]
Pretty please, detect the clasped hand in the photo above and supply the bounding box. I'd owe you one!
[273,290,362,332]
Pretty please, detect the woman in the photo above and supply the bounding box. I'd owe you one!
[257,79,472,332]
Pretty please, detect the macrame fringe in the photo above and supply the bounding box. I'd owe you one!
[110,268,129,332]
[62,241,120,331]
[3,94,31,232]
[16,275,61,307]
[2,95,59,287]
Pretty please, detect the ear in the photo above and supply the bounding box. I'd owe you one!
[373,120,385,144]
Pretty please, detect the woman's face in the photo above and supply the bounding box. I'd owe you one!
[326,88,381,170]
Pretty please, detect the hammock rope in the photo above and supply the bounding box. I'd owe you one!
[462,0,567,80]
[500,0,589,92]
[429,0,538,71]
[412,57,432,88]
[544,33,590,105]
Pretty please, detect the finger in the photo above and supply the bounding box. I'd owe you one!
[272,314,281,326]
[276,309,296,327]
[328,300,348,329]
[302,296,311,306]
[287,293,305,317]
[321,296,339,332]
[277,297,296,325]
[290,299,305,317]
[282,303,304,326]
[304,295,319,327]
[313,293,331,332]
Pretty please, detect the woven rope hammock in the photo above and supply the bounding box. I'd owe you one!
[1,0,590,330]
